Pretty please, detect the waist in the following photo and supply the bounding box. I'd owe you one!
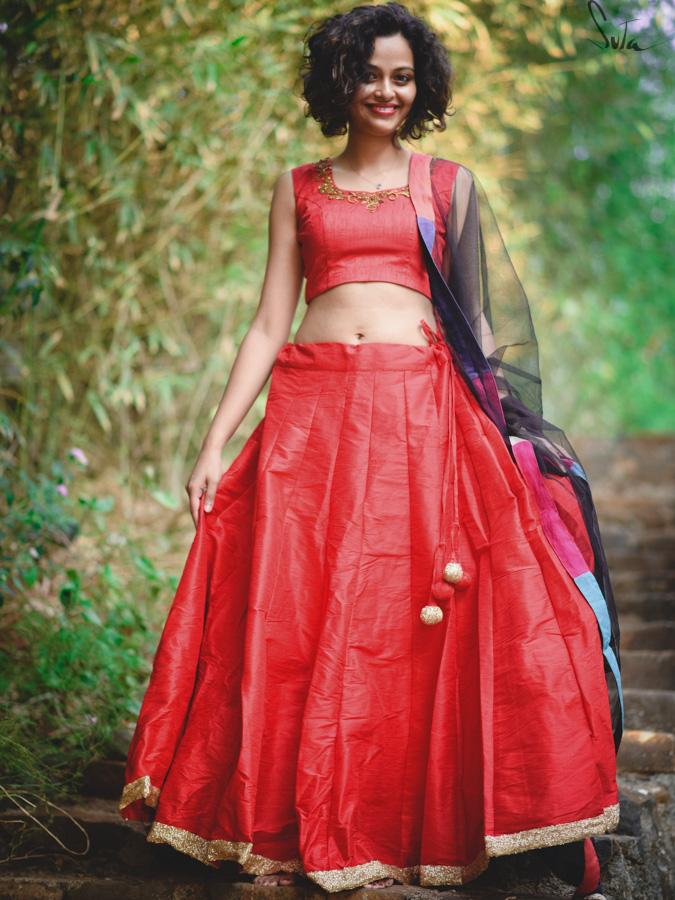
[273,334,448,372]
[293,284,436,346]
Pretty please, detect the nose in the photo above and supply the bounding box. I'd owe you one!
[373,77,397,98]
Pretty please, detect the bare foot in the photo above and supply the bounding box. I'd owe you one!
[363,876,396,888]
[253,870,297,885]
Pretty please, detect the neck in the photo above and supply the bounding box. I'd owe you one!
[338,133,409,171]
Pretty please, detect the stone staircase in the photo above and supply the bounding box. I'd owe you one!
[574,434,675,898]
[574,434,675,782]
[1,435,673,900]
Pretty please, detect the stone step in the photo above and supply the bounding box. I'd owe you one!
[620,650,675,690]
[609,565,675,589]
[617,729,675,773]
[604,524,675,543]
[600,519,675,542]
[620,621,675,651]
[0,794,643,893]
[605,550,675,573]
[81,759,126,800]
[623,688,675,732]
[614,593,675,622]
[611,569,675,595]
[2,779,671,899]
[593,498,675,530]
[571,434,675,483]
[0,797,198,881]
[0,872,578,900]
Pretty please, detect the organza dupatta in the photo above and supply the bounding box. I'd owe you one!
[409,151,623,754]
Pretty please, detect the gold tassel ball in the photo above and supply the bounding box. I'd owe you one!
[442,561,463,583]
[420,604,444,625]
[443,560,472,591]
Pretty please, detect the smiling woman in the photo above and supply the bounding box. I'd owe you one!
[286,12,454,348]
[117,3,621,897]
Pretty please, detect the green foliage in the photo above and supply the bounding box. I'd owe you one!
[507,3,675,433]
[0,440,177,797]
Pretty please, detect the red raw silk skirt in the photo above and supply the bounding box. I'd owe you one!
[118,318,619,891]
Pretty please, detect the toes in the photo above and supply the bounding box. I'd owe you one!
[364,877,395,888]
[253,871,296,886]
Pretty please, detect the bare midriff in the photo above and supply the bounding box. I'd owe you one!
[292,282,436,346]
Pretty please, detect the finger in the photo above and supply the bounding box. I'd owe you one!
[203,481,216,513]
[189,488,202,528]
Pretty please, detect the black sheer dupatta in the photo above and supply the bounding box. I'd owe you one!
[430,159,623,753]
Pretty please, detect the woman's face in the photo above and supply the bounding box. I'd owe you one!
[348,32,417,138]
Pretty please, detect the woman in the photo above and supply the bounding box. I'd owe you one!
[118,4,622,896]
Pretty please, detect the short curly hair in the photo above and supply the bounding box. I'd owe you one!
[299,2,454,141]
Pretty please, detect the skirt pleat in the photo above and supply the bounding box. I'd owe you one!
[118,331,618,891]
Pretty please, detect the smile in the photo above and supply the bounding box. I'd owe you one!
[368,104,399,116]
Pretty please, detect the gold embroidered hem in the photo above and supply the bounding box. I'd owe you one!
[485,802,620,856]
[145,819,489,889]
[305,851,489,891]
[146,820,304,875]
[118,774,160,810]
[121,775,620,892]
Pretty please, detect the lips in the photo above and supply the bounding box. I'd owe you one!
[368,104,399,117]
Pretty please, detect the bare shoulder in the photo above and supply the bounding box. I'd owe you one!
[268,169,296,215]
[272,168,294,195]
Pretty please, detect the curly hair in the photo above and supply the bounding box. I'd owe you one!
[299,2,454,141]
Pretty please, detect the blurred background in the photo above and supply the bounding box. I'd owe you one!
[1,0,673,831]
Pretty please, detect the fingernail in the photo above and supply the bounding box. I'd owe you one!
[204,503,212,512]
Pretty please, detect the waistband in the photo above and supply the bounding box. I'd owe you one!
[273,317,448,372]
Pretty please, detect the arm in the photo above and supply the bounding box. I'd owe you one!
[185,169,303,525]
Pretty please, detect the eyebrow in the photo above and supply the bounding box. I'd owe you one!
[365,63,415,72]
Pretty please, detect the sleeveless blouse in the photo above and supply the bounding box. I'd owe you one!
[291,157,432,303]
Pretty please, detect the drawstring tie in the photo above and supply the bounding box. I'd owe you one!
[419,316,472,626]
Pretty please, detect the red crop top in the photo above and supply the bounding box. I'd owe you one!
[291,157,432,303]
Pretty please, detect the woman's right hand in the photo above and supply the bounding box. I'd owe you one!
[185,444,224,529]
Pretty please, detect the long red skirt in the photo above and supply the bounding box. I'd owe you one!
[118,318,618,891]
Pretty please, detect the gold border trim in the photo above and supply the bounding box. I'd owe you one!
[118,774,161,811]
[485,802,620,856]
[147,820,302,874]
[120,776,619,892]
[145,819,489,888]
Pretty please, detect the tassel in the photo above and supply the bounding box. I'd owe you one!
[431,579,455,602]
[443,560,472,590]
[420,329,469,625]
[442,561,463,583]
[420,603,444,625]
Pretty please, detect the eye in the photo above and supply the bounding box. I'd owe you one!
[362,71,414,82]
